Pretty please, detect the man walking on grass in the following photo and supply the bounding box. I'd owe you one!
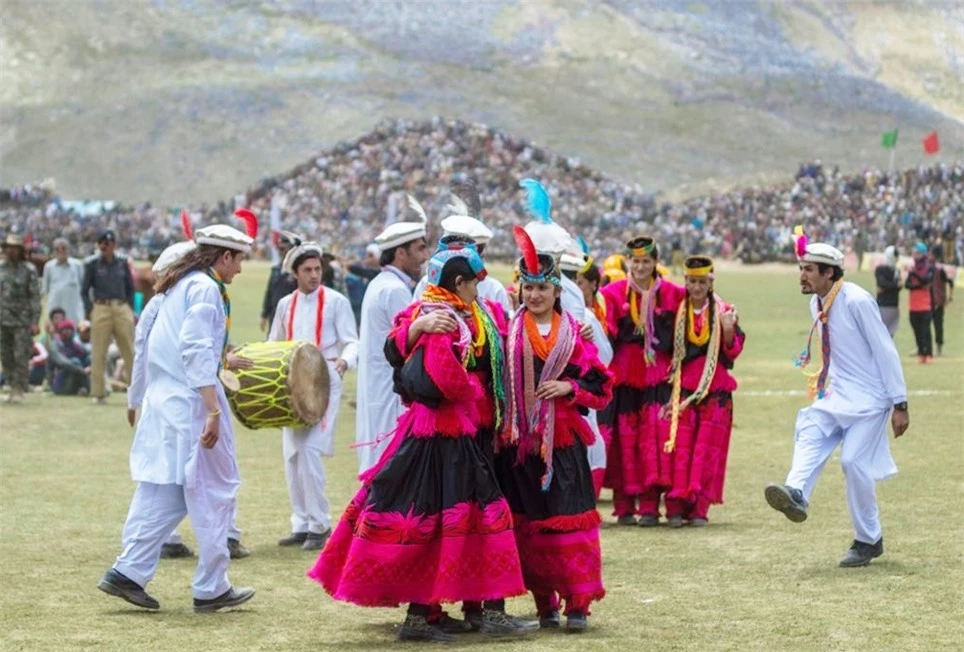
[766,236,909,568]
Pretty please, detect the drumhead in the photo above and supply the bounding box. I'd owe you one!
[287,342,329,426]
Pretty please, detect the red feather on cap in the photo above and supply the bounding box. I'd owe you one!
[180,210,193,240]
[233,208,259,239]
[513,225,539,276]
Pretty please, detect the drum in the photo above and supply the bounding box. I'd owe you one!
[225,340,330,430]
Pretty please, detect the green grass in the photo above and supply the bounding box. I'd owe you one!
[1,262,962,651]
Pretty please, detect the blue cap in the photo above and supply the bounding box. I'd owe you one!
[914,242,928,253]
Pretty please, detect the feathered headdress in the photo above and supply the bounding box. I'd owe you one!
[406,194,429,223]
[180,209,193,240]
[447,179,482,217]
[519,178,552,223]
[513,225,560,286]
[233,208,259,239]
[793,225,808,258]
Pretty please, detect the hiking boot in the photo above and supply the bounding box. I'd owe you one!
[228,538,250,559]
[193,586,256,613]
[160,542,194,559]
[97,568,160,610]
[436,613,472,634]
[397,614,456,642]
[616,514,637,526]
[566,611,588,632]
[302,529,331,551]
[839,538,883,568]
[480,609,538,637]
[278,531,308,547]
[764,484,808,523]
[667,515,685,528]
[638,514,660,527]
[539,610,561,628]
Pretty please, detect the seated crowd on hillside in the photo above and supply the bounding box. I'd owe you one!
[1,118,962,266]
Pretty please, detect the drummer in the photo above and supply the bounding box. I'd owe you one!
[269,242,359,551]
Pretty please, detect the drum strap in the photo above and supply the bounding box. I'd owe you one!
[287,288,325,347]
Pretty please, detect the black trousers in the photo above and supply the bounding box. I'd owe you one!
[909,310,933,356]
[932,306,946,347]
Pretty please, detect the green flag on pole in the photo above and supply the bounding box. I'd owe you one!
[881,129,899,149]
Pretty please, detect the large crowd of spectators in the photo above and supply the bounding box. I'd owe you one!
[2,118,962,265]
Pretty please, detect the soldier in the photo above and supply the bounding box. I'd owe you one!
[1,234,42,403]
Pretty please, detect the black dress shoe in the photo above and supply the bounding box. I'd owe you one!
[193,586,256,613]
[839,538,884,568]
[764,484,809,523]
[97,569,160,610]
[160,542,195,559]
[278,531,309,547]
[227,538,250,559]
[566,611,588,632]
[397,614,456,642]
[480,609,539,637]
[301,529,331,551]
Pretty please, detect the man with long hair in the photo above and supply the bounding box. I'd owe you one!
[98,223,256,613]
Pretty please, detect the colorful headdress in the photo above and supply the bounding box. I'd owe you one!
[425,241,487,287]
[603,253,626,271]
[520,178,573,256]
[684,255,714,278]
[513,225,560,286]
[626,236,657,259]
[793,225,844,267]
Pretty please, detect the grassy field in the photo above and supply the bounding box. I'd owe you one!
[1,261,962,651]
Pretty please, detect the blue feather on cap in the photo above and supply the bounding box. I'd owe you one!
[577,236,590,255]
[519,178,552,224]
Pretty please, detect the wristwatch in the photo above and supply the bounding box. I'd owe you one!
[893,402,908,411]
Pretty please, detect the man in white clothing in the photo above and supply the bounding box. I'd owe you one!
[270,243,359,550]
[42,238,85,324]
[765,241,910,568]
[99,223,256,612]
[355,220,428,473]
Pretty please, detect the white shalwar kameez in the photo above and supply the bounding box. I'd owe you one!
[414,274,512,315]
[355,266,415,473]
[114,271,239,600]
[582,309,612,475]
[269,286,359,535]
[784,282,907,544]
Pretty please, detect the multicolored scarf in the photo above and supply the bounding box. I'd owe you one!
[793,279,843,399]
[206,268,230,367]
[627,276,662,363]
[665,295,722,453]
[504,307,576,491]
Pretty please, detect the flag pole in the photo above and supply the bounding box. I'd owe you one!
[888,147,895,176]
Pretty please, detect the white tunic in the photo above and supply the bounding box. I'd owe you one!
[582,309,612,473]
[128,271,239,492]
[128,294,163,410]
[42,257,86,324]
[355,266,415,473]
[561,275,587,323]
[414,275,512,315]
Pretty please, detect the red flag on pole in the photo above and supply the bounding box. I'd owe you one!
[922,131,940,155]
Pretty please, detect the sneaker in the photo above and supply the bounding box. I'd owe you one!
[397,614,456,642]
[278,531,309,547]
[638,514,660,527]
[160,542,195,559]
[464,609,484,630]
[839,538,884,568]
[667,515,685,528]
[566,611,588,632]
[228,538,250,559]
[97,568,160,610]
[436,613,473,634]
[764,484,808,523]
[539,610,561,628]
[616,514,638,526]
[301,529,331,551]
[92,396,108,405]
[7,391,24,404]
[193,586,256,613]
[480,609,538,637]
[690,517,708,527]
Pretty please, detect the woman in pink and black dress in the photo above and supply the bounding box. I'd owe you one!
[308,242,532,642]
[496,227,613,632]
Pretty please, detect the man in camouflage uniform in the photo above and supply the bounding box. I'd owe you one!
[0,234,41,403]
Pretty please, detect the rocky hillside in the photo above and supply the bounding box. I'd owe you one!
[1,0,962,203]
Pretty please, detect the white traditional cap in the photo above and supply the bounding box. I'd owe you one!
[524,221,573,257]
[282,242,324,274]
[365,243,381,256]
[374,221,427,250]
[440,215,493,245]
[194,224,254,252]
[152,241,196,274]
[559,252,587,273]
[801,242,844,267]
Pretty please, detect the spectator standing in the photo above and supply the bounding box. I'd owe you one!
[0,234,41,403]
[874,245,902,337]
[928,247,955,356]
[904,243,935,363]
[82,230,135,403]
[259,231,300,333]
[42,238,86,324]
